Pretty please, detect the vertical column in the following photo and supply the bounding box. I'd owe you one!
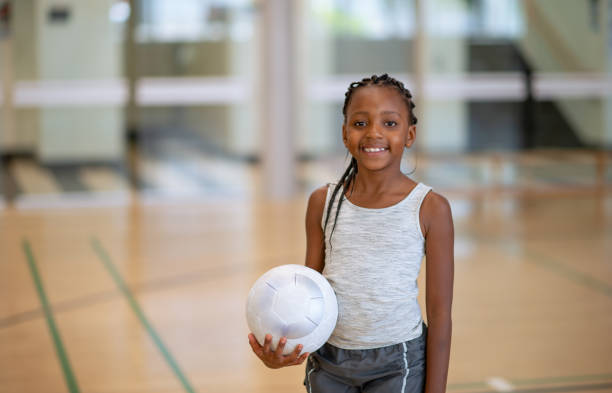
[260,0,296,199]
[414,0,427,156]
[414,0,426,103]
[602,0,611,190]
[125,0,138,135]
[415,0,468,153]
[0,11,15,152]
[124,0,140,189]
[298,0,334,159]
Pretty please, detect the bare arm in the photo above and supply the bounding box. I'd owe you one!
[304,185,327,273]
[421,192,454,393]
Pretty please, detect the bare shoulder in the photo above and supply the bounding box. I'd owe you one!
[422,191,452,217]
[306,184,329,221]
[420,190,453,235]
[309,184,328,206]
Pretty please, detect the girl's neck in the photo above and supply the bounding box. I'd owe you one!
[350,168,409,195]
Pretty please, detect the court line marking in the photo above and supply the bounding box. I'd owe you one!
[0,289,118,329]
[460,382,612,393]
[487,377,515,392]
[446,374,612,391]
[523,248,612,299]
[0,254,285,330]
[22,239,81,393]
[90,237,197,393]
[11,241,612,391]
[447,374,612,391]
[472,233,612,299]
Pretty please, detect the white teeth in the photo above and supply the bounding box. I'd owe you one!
[364,147,387,152]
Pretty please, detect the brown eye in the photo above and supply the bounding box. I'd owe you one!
[385,121,397,127]
[353,121,366,127]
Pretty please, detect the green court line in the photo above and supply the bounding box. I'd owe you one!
[473,232,612,299]
[523,248,612,299]
[512,373,612,386]
[0,257,263,330]
[447,374,612,391]
[90,237,196,393]
[22,239,80,393]
[448,235,612,392]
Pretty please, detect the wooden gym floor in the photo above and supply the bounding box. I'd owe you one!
[0,149,611,393]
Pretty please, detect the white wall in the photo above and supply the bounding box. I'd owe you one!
[35,0,124,162]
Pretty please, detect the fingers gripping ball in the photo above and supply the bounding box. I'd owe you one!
[246,265,338,355]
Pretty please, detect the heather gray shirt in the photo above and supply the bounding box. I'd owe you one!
[321,182,432,349]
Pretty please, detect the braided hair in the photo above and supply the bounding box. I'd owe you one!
[322,73,418,252]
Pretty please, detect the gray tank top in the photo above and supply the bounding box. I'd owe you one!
[321,182,432,349]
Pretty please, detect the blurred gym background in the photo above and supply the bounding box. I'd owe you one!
[0,0,610,205]
[1,1,611,393]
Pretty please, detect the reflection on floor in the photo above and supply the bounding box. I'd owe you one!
[0,146,610,209]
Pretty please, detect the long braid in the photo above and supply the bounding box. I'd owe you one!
[323,157,357,252]
[323,74,418,251]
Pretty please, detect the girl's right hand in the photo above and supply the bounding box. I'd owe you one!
[248,333,309,369]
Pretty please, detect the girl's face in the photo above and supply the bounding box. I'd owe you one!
[342,85,416,173]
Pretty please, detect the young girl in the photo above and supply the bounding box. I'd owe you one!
[248,74,454,393]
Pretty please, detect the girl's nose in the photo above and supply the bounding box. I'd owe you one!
[366,125,383,138]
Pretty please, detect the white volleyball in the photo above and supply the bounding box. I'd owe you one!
[246,264,338,355]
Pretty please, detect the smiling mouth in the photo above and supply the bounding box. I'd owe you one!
[362,147,388,153]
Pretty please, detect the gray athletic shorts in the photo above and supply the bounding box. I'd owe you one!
[304,323,427,393]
